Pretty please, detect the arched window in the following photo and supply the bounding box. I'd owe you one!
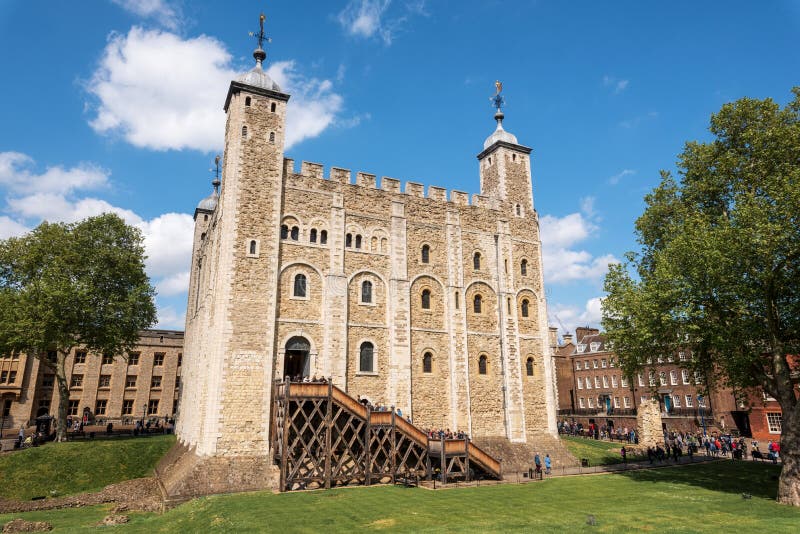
[454,291,459,309]
[359,342,374,373]
[355,234,362,249]
[270,102,276,112]
[526,357,534,376]
[249,240,257,255]
[478,355,487,375]
[245,96,251,107]
[521,299,529,318]
[423,352,433,373]
[269,132,275,143]
[293,274,307,297]
[241,125,248,139]
[380,238,387,252]
[473,294,482,314]
[473,252,481,270]
[516,204,521,216]
[320,230,328,245]
[421,289,431,309]
[290,226,299,240]
[346,233,353,247]
[521,259,528,276]
[310,229,317,243]
[371,236,378,250]
[421,244,430,263]
[361,280,372,303]
[281,225,289,239]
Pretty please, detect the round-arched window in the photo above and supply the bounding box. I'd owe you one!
[359,342,374,373]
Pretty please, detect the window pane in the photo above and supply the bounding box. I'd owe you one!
[360,342,374,373]
[294,274,307,297]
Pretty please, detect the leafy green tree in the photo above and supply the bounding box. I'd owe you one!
[602,88,800,506]
[0,214,156,441]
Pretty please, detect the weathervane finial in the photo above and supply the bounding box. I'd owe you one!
[248,12,271,68]
[491,80,505,114]
[211,155,221,194]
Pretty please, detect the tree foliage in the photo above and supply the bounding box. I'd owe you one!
[602,88,800,505]
[0,213,156,440]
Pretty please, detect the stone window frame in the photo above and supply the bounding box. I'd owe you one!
[151,375,163,389]
[420,243,431,264]
[153,353,165,366]
[71,374,84,388]
[102,353,114,365]
[520,258,528,276]
[292,273,309,300]
[359,278,376,306]
[98,374,111,389]
[525,357,534,377]
[74,351,87,364]
[520,298,530,318]
[128,352,140,366]
[95,399,107,415]
[472,294,483,314]
[68,400,79,416]
[477,354,489,375]
[281,216,302,242]
[246,238,260,258]
[125,375,137,389]
[147,399,160,415]
[245,96,252,107]
[122,399,134,415]
[472,251,483,271]
[356,339,378,376]
[422,351,433,374]
[420,288,432,310]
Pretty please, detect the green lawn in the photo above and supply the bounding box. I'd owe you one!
[0,434,175,500]
[2,461,798,532]
[560,435,645,465]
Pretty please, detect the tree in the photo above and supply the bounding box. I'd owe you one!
[0,213,156,441]
[602,88,800,506]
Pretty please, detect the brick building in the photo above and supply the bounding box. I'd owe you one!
[0,329,183,436]
[172,18,561,496]
[556,327,742,437]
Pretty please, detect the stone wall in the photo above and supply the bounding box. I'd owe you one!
[637,400,664,448]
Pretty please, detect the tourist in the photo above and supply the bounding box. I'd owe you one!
[544,454,551,475]
[621,446,627,464]
[534,452,542,475]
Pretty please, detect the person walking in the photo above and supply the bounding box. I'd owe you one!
[621,446,627,464]
[534,452,542,478]
[544,454,552,475]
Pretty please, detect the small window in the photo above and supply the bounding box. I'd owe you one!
[74,351,86,364]
[245,96,251,107]
[423,352,433,373]
[269,132,275,143]
[516,204,521,216]
[102,353,114,365]
[42,374,55,387]
[473,294,482,313]
[521,259,527,276]
[290,226,299,241]
[178,353,182,366]
[154,353,165,366]
[271,102,276,112]
[68,400,80,416]
[151,376,162,389]
[521,299,529,317]
[148,399,159,415]
[281,225,289,239]
[320,230,328,245]
[126,375,137,388]
[355,234,362,249]
[249,240,257,255]
[359,342,374,373]
[122,400,134,415]
[99,375,111,388]
[421,289,431,309]
[8,371,16,383]
[361,280,373,303]
[421,244,430,263]
[71,374,84,388]
[293,274,307,297]
[507,298,511,313]
[242,125,248,139]
[346,233,353,247]
[128,352,140,365]
[478,355,488,375]
[454,292,459,309]
[526,357,534,376]
[512,153,517,162]
[310,229,317,243]
[95,400,107,415]
[473,252,481,270]
[371,236,378,251]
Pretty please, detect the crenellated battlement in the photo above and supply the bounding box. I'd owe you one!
[283,158,502,209]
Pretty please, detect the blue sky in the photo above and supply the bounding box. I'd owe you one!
[0,1,798,334]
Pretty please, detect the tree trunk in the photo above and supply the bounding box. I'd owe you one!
[55,351,70,442]
[776,401,799,506]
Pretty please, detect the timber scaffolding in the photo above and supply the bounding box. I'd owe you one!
[270,381,502,491]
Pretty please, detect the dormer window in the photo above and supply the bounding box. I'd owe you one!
[590,342,601,352]
[577,344,586,353]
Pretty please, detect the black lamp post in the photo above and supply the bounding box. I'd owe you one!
[141,403,147,427]
[697,395,707,437]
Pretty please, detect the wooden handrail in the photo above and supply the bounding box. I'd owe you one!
[467,441,501,475]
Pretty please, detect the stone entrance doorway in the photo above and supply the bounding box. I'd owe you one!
[284,336,310,378]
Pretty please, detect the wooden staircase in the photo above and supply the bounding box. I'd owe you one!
[271,381,502,491]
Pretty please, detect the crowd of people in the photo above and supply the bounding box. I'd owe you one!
[421,428,470,440]
[286,375,330,383]
[558,420,638,443]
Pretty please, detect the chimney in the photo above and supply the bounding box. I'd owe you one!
[562,333,574,346]
[575,326,600,343]
[548,326,559,348]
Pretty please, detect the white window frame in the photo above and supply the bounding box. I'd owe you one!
[583,361,589,370]
[577,344,586,353]
[590,342,600,352]
[623,396,631,408]
[672,395,681,408]
[611,375,618,388]
[585,377,592,389]
[594,376,600,388]
[588,397,594,408]
[638,374,644,387]
[670,370,678,385]
[575,361,581,371]
[613,397,620,408]
[602,376,609,388]
[577,379,583,390]
[659,372,667,386]
[621,376,628,388]
[766,412,782,434]
[593,359,598,369]
[682,369,690,385]
[579,397,585,408]
[685,395,693,407]
[601,358,607,368]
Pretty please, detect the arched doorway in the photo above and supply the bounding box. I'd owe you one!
[284,336,310,379]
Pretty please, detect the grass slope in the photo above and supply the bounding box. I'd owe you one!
[560,435,645,465]
[0,435,175,501]
[2,461,798,533]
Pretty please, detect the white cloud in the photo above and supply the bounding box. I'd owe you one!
[156,271,190,296]
[110,0,182,30]
[137,213,194,278]
[608,169,636,185]
[550,297,604,336]
[603,75,629,94]
[155,305,185,329]
[266,61,344,149]
[0,151,109,195]
[540,203,619,284]
[337,0,393,43]
[0,215,30,239]
[87,27,345,152]
[619,111,658,129]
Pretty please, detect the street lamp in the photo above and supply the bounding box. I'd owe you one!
[141,403,147,427]
[697,395,707,437]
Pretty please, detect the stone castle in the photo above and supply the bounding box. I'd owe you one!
[169,19,560,495]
